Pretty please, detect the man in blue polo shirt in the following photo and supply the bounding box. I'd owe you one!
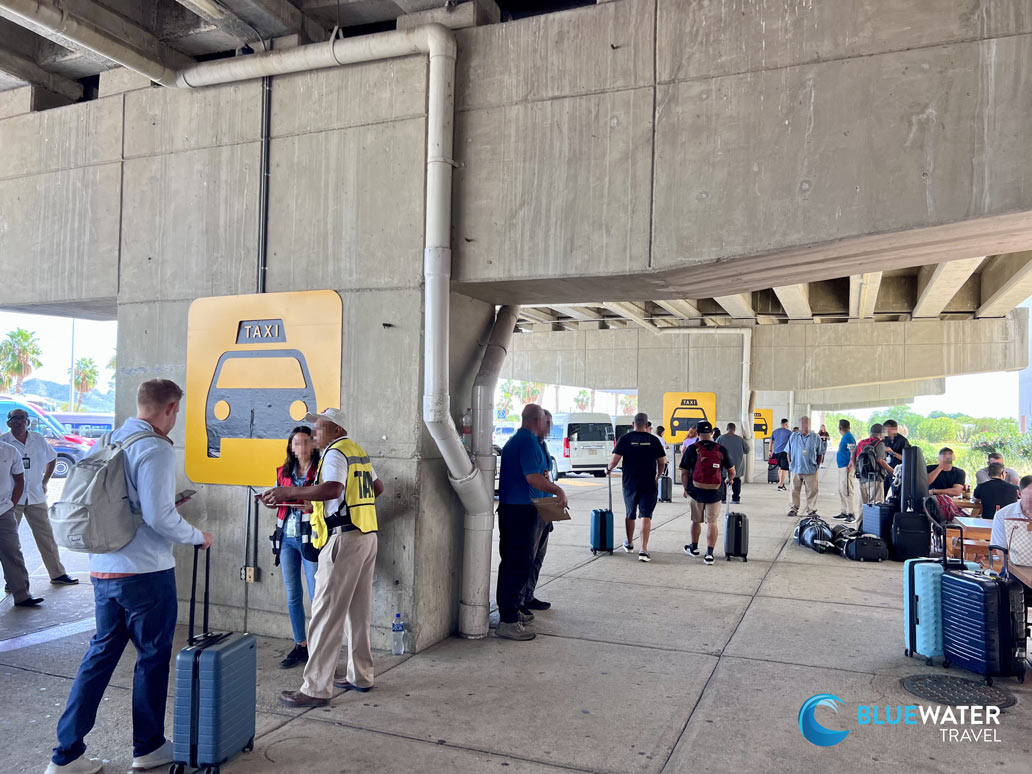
[497,404,567,642]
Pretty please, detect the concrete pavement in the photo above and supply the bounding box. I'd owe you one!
[2,467,1030,773]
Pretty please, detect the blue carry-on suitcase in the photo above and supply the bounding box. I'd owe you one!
[904,522,978,664]
[590,472,615,555]
[941,544,1028,685]
[171,546,257,774]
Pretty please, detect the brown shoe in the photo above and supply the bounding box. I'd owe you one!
[279,690,329,707]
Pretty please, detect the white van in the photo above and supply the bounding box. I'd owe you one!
[612,415,634,443]
[547,413,614,478]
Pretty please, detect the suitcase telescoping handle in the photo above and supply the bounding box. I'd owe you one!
[188,544,211,644]
[987,544,1010,576]
[607,466,613,512]
[940,521,964,567]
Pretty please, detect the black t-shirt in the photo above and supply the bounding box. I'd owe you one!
[884,434,910,462]
[614,431,667,490]
[679,440,733,504]
[972,478,1019,517]
[927,465,966,492]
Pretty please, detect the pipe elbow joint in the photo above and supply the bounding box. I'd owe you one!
[423,23,457,59]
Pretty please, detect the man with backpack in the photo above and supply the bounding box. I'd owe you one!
[853,423,895,507]
[679,421,735,565]
[48,380,212,774]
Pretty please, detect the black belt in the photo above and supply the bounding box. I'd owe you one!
[328,524,359,536]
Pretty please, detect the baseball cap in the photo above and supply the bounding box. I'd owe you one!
[696,421,713,434]
[304,407,348,430]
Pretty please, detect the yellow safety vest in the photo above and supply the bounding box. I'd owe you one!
[310,437,378,549]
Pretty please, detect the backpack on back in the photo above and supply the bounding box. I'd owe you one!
[49,431,169,553]
[692,443,725,490]
[855,437,883,480]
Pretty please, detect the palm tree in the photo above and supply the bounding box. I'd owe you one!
[107,354,117,371]
[69,357,99,411]
[1,328,43,394]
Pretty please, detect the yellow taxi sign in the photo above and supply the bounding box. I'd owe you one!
[185,291,342,486]
[753,409,774,439]
[663,392,716,444]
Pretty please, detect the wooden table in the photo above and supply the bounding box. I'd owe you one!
[1010,562,1032,589]
[952,498,983,517]
[946,516,994,560]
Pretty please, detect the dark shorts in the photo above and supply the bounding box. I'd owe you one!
[776,452,790,471]
[623,485,658,520]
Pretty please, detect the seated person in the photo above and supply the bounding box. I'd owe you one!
[927,447,966,498]
[974,452,1020,486]
[990,475,1032,575]
[973,462,1019,518]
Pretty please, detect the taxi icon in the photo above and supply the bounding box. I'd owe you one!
[205,348,317,458]
[670,400,709,435]
[753,414,769,436]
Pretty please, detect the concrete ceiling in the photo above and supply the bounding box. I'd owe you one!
[0,0,520,98]
[514,252,1032,332]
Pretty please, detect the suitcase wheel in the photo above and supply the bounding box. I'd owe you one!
[169,765,185,774]
[244,738,255,753]
[925,658,933,667]
[1018,672,1025,684]
[608,550,614,555]
[726,555,730,561]
[743,556,747,562]
[942,658,951,669]
[904,648,911,658]
[985,677,993,687]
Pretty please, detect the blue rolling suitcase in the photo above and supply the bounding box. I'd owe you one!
[171,547,257,774]
[904,522,978,664]
[941,544,1028,685]
[590,472,615,555]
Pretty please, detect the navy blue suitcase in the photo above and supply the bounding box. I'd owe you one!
[861,501,896,543]
[171,547,257,774]
[941,544,1028,685]
[590,473,615,555]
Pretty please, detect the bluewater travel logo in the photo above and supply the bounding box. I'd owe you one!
[798,694,1003,746]
[798,694,850,747]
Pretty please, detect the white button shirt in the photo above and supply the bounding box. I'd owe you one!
[0,441,25,512]
[0,430,57,505]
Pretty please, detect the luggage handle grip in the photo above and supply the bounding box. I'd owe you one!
[987,544,1010,576]
[188,544,212,643]
[941,521,964,567]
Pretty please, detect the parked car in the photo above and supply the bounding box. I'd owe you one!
[0,399,94,474]
[547,413,614,478]
[50,411,114,440]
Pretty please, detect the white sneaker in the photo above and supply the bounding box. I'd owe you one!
[132,740,174,771]
[45,758,103,774]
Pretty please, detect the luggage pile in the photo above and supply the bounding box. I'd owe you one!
[793,515,888,562]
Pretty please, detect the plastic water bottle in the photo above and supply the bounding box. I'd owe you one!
[391,613,405,655]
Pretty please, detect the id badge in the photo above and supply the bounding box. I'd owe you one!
[21,456,30,470]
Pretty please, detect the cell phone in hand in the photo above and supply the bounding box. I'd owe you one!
[175,489,196,506]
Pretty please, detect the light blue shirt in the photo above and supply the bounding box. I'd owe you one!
[787,431,826,475]
[89,418,203,574]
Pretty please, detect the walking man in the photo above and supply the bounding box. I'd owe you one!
[786,417,825,518]
[0,436,42,607]
[48,379,211,774]
[717,422,749,505]
[833,419,857,522]
[607,412,666,562]
[2,408,78,586]
[770,418,792,491]
[520,410,555,615]
[680,422,735,564]
[268,409,384,705]
[494,405,566,641]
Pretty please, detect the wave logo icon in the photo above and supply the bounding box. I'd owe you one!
[798,694,850,747]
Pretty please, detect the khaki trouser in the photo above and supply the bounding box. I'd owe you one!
[301,529,377,698]
[0,508,31,601]
[791,473,819,513]
[836,467,856,516]
[15,502,67,579]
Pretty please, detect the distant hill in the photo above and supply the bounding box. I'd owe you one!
[20,378,116,413]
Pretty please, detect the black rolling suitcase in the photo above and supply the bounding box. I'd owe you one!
[659,474,672,503]
[767,463,779,484]
[941,545,1028,685]
[891,511,931,561]
[723,487,748,561]
[171,547,257,774]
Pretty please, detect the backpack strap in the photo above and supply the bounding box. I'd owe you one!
[117,430,173,448]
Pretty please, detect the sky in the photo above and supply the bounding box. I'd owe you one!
[0,311,118,393]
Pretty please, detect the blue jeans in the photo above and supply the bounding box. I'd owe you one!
[280,535,317,643]
[53,569,177,765]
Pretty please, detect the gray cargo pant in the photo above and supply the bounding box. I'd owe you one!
[521,517,551,607]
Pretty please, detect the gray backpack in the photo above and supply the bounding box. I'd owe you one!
[49,431,170,553]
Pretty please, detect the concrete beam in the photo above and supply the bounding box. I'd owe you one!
[978,251,1032,318]
[713,293,755,320]
[397,0,499,31]
[603,301,657,331]
[773,284,811,321]
[912,256,985,318]
[797,378,946,409]
[849,272,882,319]
[224,0,327,43]
[550,305,601,322]
[175,0,264,44]
[0,46,82,100]
[654,299,702,320]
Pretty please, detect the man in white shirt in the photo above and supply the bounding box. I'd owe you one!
[2,408,77,585]
[0,439,42,607]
